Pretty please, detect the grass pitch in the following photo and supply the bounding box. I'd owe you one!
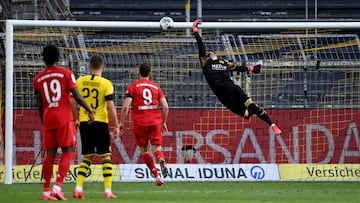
[0,181,359,203]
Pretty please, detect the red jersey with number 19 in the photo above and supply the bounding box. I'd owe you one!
[126,78,164,126]
[33,66,77,129]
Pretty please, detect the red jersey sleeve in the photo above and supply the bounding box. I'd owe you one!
[65,69,77,90]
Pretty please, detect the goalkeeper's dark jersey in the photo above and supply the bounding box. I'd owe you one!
[194,32,249,116]
[202,58,240,106]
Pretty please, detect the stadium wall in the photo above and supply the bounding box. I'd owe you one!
[12,109,360,165]
[1,163,360,183]
[3,107,360,183]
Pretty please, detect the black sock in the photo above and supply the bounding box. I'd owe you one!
[247,103,273,126]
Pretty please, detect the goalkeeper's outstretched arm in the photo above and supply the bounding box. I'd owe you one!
[229,63,262,74]
[193,19,206,66]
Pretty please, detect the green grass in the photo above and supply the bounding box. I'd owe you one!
[0,181,359,203]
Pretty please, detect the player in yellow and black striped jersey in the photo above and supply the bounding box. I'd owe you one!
[73,54,120,199]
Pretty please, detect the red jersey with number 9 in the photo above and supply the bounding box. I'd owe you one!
[126,78,164,126]
[33,66,77,129]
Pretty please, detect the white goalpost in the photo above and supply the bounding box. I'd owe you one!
[4,19,360,184]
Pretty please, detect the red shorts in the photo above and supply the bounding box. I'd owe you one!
[43,121,76,149]
[133,124,162,147]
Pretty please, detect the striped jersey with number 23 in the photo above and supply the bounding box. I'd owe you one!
[76,74,114,123]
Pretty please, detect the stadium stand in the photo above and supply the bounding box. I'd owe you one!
[68,0,360,22]
[1,0,360,109]
[5,31,359,109]
[0,0,73,31]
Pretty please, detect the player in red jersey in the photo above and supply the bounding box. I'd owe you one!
[33,44,94,200]
[119,62,169,186]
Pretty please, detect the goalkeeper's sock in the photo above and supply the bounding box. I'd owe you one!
[101,155,113,191]
[248,103,273,126]
[142,153,159,177]
[76,157,92,188]
[55,152,73,187]
[42,155,55,191]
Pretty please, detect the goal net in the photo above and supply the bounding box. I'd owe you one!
[1,20,360,183]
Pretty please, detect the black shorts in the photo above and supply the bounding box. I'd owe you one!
[217,85,249,116]
[79,121,111,156]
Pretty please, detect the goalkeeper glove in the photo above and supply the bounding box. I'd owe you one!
[193,19,202,33]
[248,64,261,73]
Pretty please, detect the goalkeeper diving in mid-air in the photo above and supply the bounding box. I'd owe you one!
[192,19,282,135]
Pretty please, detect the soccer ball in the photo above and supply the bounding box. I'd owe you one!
[160,17,174,31]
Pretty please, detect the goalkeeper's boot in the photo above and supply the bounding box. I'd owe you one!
[51,189,67,201]
[155,176,164,186]
[72,190,85,199]
[271,124,282,135]
[41,193,57,201]
[104,192,117,199]
[159,158,168,178]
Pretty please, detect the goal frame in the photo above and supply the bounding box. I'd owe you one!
[4,19,360,184]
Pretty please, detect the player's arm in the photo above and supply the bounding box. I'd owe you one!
[34,90,44,123]
[193,19,206,66]
[70,87,94,122]
[119,95,132,135]
[159,97,169,132]
[228,62,261,73]
[106,94,120,138]
[70,97,80,130]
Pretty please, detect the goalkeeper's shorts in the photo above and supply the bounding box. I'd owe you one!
[220,85,250,117]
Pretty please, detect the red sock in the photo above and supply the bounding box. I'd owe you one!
[42,155,55,191]
[55,152,73,187]
[155,150,164,162]
[142,153,158,177]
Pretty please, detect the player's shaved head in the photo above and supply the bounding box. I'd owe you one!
[42,44,59,66]
[139,62,151,77]
[89,54,104,70]
[206,51,218,60]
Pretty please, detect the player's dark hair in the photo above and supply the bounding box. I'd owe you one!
[42,44,59,66]
[89,54,104,70]
[139,62,151,77]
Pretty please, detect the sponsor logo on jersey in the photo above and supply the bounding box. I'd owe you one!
[211,63,227,70]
